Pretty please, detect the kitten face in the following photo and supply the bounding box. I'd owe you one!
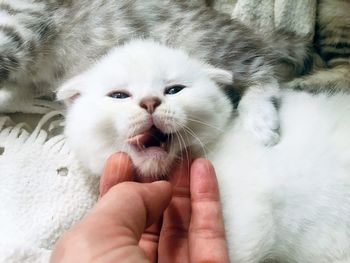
[58,40,233,178]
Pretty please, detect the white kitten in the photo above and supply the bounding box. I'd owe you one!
[58,40,233,177]
[58,40,350,262]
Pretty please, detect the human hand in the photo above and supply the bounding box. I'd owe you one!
[155,155,230,263]
[50,153,171,263]
[50,153,229,263]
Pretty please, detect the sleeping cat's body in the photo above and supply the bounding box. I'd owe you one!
[0,0,311,145]
[59,40,350,262]
[290,0,350,93]
[212,91,350,263]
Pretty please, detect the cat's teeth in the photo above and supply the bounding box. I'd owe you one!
[161,142,166,149]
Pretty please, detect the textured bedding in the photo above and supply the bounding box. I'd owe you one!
[0,1,317,261]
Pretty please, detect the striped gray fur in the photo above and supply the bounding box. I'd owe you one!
[0,0,313,144]
[0,0,310,93]
[290,0,350,94]
[316,0,350,65]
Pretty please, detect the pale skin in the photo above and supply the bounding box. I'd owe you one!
[50,153,229,263]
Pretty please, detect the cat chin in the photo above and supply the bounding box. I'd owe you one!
[129,150,177,179]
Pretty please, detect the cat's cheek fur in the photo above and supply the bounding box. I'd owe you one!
[182,90,233,153]
[152,104,187,134]
[64,97,127,175]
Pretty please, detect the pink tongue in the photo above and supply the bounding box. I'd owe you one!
[127,133,152,146]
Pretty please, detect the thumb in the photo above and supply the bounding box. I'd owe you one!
[51,181,172,263]
[99,152,134,196]
[95,181,172,240]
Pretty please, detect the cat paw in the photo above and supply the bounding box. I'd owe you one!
[0,87,63,114]
[33,99,63,112]
[239,96,280,147]
[287,75,350,94]
[287,78,320,94]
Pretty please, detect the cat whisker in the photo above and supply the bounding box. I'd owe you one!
[175,129,190,171]
[182,125,208,159]
[169,118,198,170]
[185,116,224,132]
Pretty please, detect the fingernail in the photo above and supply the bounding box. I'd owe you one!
[191,158,219,195]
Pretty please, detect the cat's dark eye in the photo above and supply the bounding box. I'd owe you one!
[108,91,130,99]
[164,85,186,95]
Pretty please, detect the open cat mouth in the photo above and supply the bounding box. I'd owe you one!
[127,126,171,153]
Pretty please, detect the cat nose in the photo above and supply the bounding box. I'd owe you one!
[139,97,161,114]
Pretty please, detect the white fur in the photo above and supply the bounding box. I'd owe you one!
[213,91,350,262]
[58,40,232,177]
[59,40,350,262]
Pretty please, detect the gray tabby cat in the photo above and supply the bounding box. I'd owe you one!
[0,0,310,145]
[291,0,350,93]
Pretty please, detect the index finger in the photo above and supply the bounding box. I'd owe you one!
[158,155,192,262]
[189,158,230,262]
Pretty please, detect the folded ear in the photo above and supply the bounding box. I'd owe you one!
[204,65,233,85]
[56,77,82,105]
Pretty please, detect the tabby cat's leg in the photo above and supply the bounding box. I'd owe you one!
[289,64,350,94]
[0,1,54,83]
[0,84,61,113]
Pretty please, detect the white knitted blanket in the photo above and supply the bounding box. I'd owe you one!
[0,112,99,262]
[0,1,317,262]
